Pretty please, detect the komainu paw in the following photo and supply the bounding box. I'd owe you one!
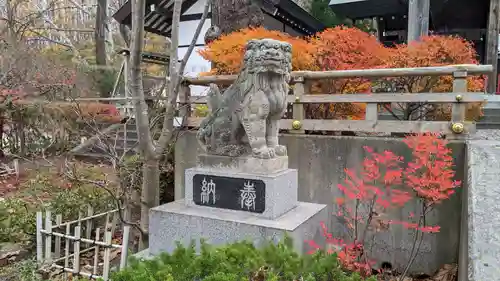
[252,147,276,159]
[273,145,287,156]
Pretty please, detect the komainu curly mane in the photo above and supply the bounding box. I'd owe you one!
[197,39,292,159]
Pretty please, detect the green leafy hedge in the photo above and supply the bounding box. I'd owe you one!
[111,238,377,281]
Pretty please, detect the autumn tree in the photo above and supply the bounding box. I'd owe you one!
[308,26,389,120]
[0,39,124,156]
[201,27,485,121]
[379,35,485,121]
[199,26,317,74]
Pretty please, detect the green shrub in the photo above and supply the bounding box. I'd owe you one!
[0,165,115,244]
[111,237,377,281]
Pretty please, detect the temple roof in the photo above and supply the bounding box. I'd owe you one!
[112,0,325,37]
[329,0,489,30]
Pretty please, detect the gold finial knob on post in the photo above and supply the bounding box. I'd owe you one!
[294,96,300,102]
[451,122,464,134]
[291,120,302,130]
[455,95,463,102]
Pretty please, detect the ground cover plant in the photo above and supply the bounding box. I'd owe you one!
[111,237,376,281]
[0,161,116,245]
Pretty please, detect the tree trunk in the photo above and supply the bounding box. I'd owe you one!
[139,158,160,249]
[129,0,156,249]
[95,0,107,66]
[95,0,109,98]
[207,0,264,42]
[126,0,211,249]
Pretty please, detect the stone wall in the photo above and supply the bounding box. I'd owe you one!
[174,131,466,274]
[465,130,500,281]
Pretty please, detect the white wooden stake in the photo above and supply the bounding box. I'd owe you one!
[73,226,81,275]
[93,228,101,276]
[64,223,71,280]
[102,231,112,281]
[119,226,131,269]
[86,205,94,240]
[36,212,43,264]
[55,214,62,258]
[44,211,52,262]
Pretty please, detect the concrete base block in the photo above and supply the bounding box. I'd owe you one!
[149,200,328,256]
[185,167,298,219]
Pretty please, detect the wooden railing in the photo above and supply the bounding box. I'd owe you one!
[181,64,494,137]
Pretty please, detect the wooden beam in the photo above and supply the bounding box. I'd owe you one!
[183,65,494,86]
[184,93,489,104]
[186,117,476,135]
[486,0,500,94]
[407,0,430,42]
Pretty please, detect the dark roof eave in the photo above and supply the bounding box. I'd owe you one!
[112,0,132,24]
[329,0,407,19]
[112,0,326,36]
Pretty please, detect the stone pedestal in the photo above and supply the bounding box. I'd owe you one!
[185,167,298,219]
[147,154,327,257]
[149,200,327,256]
[196,154,289,174]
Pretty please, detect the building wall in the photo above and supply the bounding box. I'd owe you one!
[175,131,465,275]
[178,0,212,96]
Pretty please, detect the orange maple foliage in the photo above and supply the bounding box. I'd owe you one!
[200,28,485,121]
[382,35,486,120]
[198,27,317,75]
[307,27,389,120]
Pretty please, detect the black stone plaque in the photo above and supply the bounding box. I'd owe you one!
[192,174,265,213]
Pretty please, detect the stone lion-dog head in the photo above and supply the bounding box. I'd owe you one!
[242,38,292,81]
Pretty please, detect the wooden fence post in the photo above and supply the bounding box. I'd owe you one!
[291,77,305,134]
[450,70,468,138]
[365,103,379,122]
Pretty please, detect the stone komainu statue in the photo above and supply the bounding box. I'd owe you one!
[196,39,292,159]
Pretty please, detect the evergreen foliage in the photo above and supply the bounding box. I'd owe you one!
[310,0,343,28]
[111,238,377,281]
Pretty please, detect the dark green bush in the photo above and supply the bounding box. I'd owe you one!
[111,237,377,281]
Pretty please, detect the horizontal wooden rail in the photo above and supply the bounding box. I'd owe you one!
[72,96,169,101]
[288,93,488,103]
[66,93,490,104]
[186,117,475,134]
[39,229,122,248]
[293,64,492,80]
[182,93,489,104]
[52,209,118,229]
[183,64,493,86]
